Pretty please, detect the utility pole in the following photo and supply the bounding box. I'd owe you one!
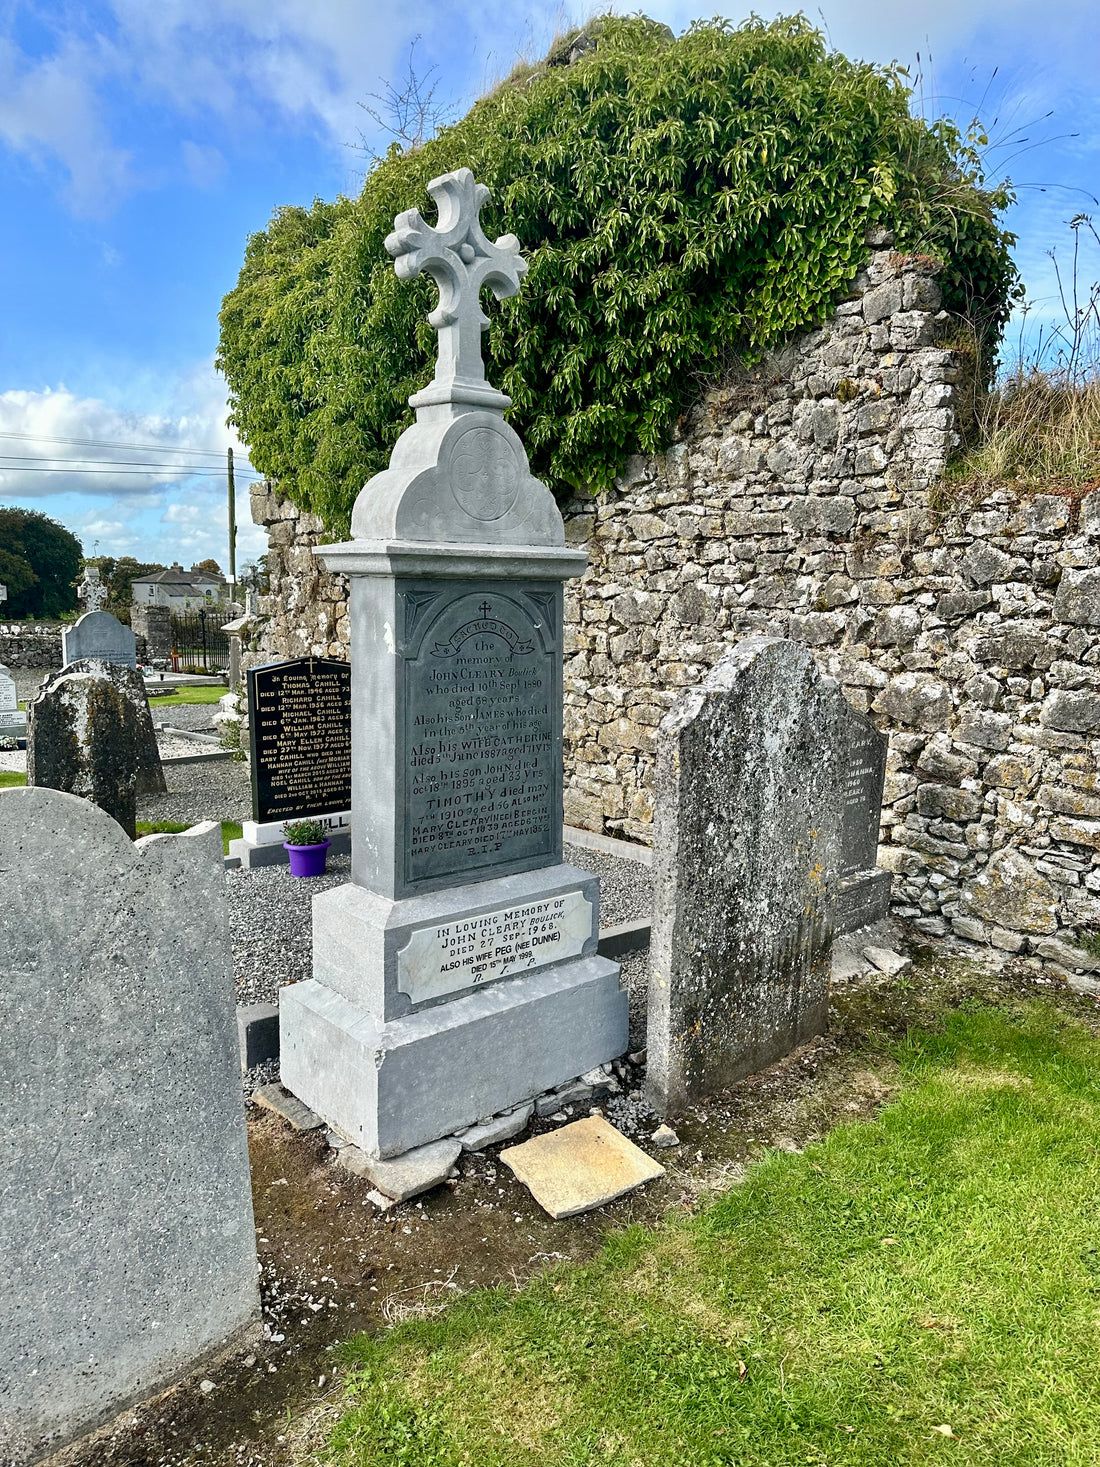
[227,446,237,589]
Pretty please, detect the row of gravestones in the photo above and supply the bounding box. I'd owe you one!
[0,168,890,1464]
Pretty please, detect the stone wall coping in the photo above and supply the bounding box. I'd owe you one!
[314,539,588,582]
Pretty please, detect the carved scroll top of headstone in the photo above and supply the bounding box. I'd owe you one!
[385,168,526,414]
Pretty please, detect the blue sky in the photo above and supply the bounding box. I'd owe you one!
[0,0,1096,572]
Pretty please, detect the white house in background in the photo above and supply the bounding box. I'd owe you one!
[131,564,229,612]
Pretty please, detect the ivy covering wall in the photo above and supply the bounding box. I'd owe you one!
[217,15,1017,537]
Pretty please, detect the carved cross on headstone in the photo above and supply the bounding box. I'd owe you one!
[385,167,526,412]
[77,565,109,613]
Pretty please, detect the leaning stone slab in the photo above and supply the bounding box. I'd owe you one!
[252,1082,324,1131]
[0,787,259,1465]
[456,1102,534,1151]
[337,1137,461,1202]
[501,1116,664,1219]
[647,637,880,1116]
[27,658,166,839]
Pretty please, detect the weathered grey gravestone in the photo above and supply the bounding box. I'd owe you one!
[0,788,259,1464]
[28,659,166,839]
[61,608,137,669]
[280,168,627,1158]
[646,637,889,1116]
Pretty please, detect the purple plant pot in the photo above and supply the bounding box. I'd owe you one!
[284,840,330,878]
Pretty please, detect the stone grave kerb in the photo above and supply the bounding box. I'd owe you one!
[316,166,586,900]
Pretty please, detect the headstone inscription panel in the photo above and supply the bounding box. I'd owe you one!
[247,658,351,824]
[0,662,16,714]
[398,580,560,891]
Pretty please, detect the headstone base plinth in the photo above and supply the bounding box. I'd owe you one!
[835,868,893,934]
[280,953,626,1159]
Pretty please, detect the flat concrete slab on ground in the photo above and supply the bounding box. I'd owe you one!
[501,1115,664,1219]
[253,1082,324,1131]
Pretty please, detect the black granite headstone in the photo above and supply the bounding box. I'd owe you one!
[396,579,561,891]
[247,658,351,824]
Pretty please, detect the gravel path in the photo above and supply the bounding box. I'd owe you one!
[137,753,252,825]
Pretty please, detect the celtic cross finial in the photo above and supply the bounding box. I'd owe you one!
[385,168,526,413]
[77,565,109,613]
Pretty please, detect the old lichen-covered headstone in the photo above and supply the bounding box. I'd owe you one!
[0,788,259,1464]
[27,658,166,838]
[646,637,888,1115]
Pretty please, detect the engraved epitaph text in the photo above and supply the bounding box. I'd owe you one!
[399,581,560,888]
[838,712,887,878]
[397,889,592,1005]
[248,658,351,823]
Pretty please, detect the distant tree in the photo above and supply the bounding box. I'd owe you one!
[86,555,167,614]
[0,508,82,619]
[192,558,222,576]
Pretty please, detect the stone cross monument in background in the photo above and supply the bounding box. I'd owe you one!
[280,168,627,1160]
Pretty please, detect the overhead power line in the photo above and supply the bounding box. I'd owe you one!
[0,452,264,475]
[0,429,241,460]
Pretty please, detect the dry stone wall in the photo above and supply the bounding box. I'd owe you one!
[245,243,1100,962]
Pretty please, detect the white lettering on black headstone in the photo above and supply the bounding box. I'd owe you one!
[248,658,351,823]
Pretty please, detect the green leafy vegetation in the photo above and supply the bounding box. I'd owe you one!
[328,1000,1100,1465]
[0,507,83,619]
[282,817,328,845]
[0,771,27,789]
[218,15,1017,535]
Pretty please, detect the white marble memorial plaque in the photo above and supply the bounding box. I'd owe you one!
[0,665,16,713]
[397,889,593,1005]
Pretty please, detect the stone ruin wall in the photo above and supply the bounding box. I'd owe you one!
[245,243,1100,964]
[0,626,64,668]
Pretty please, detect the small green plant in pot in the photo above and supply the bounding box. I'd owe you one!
[282,818,331,878]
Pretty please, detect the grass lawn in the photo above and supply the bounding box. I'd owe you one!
[0,771,26,788]
[330,999,1100,1466]
[136,818,242,854]
[145,685,227,706]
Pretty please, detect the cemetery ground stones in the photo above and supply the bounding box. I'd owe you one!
[646,636,890,1116]
[0,787,259,1464]
[27,659,166,839]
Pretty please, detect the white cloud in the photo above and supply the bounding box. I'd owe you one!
[0,34,133,214]
[0,361,267,565]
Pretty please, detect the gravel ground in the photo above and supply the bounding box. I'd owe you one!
[563,842,652,925]
[137,751,252,825]
[228,851,354,1006]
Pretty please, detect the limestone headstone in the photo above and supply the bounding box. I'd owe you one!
[0,660,23,739]
[27,659,167,839]
[62,609,137,669]
[280,167,627,1159]
[646,637,888,1116]
[0,788,259,1463]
